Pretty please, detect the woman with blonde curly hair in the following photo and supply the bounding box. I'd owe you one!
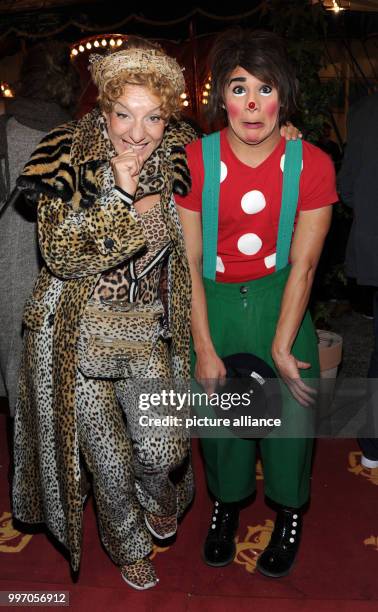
[12,37,197,590]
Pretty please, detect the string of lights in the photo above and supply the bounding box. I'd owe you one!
[70,34,191,109]
[70,33,125,57]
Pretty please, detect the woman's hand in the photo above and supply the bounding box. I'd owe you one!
[280,122,302,141]
[272,346,317,407]
[111,147,143,196]
[194,350,227,396]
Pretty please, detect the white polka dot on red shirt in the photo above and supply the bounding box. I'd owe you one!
[280,154,303,172]
[264,253,276,269]
[216,256,225,273]
[220,161,228,183]
[241,190,266,214]
[237,233,263,256]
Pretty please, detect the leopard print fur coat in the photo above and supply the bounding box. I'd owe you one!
[12,108,197,571]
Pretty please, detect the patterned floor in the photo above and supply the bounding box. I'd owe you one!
[1,410,378,611]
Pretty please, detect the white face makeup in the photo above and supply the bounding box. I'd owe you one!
[104,84,166,161]
[223,66,281,148]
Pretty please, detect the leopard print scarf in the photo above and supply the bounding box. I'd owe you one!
[17,108,196,205]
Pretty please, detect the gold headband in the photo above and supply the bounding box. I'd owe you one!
[89,48,185,95]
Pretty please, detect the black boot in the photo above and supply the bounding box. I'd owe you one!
[256,507,302,577]
[203,500,239,567]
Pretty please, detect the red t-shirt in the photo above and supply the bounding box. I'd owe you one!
[175,129,338,282]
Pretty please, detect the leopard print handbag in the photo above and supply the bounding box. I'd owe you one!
[77,300,165,379]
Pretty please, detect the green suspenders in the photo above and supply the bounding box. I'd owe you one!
[275,138,303,270]
[201,131,303,280]
[201,132,221,280]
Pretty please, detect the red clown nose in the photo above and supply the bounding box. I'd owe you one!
[248,101,256,109]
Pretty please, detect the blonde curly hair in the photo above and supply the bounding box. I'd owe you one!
[98,70,181,120]
[89,37,185,120]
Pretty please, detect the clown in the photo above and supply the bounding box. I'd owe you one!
[176,28,338,577]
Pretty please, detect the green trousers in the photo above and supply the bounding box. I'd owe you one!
[191,266,319,508]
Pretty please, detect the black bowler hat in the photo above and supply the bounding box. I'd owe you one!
[214,352,282,438]
[223,352,277,381]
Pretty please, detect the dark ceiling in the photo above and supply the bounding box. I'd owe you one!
[0,1,377,57]
[0,0,96,11]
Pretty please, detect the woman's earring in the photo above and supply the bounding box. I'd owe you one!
[221,103,226,109]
